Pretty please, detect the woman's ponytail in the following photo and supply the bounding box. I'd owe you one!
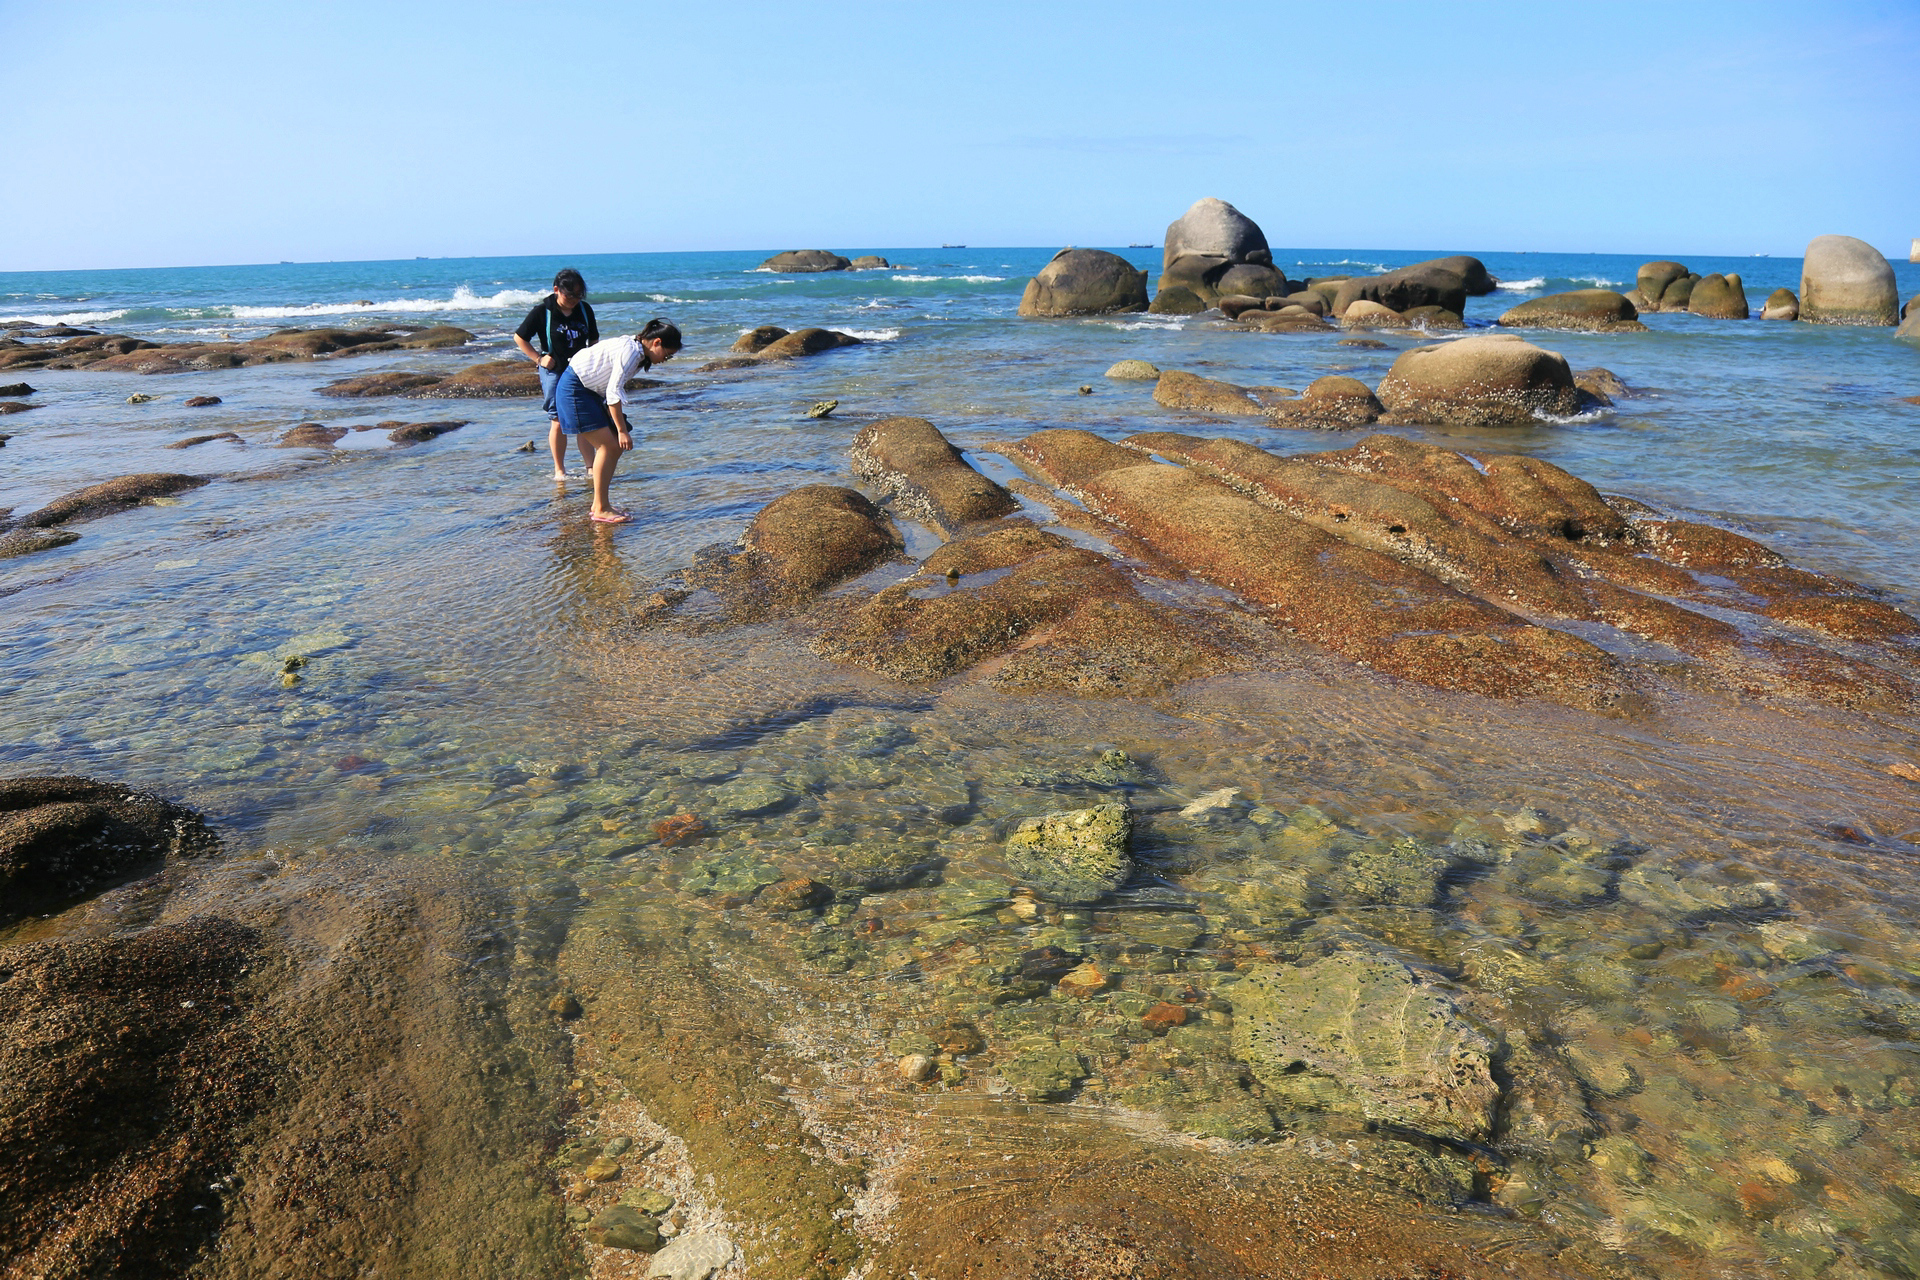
[639,317,682,351]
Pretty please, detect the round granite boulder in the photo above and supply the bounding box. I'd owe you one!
[1376,334,1586,427]
[1800,234,1898,325]
[1636,261,1690,309]
[1897,293,1920,341]
[1331,261,1470,319]
[1497,289,1647,332]
[1688,272,1749,319]
[1159,197,1271,268]
[1104,359,1162,380]
[1761,287,1799,321]
[1341,300,1410,329]
[1018,249,1149,317]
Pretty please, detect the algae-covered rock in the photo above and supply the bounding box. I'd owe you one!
[829,840,944,891]
[585,1204,662,1252]
[1003,803,1132,902]
[1230,951,1498,1140]
[998,1046,1087,1101]
[1618,863,1788,919]
[708,776,795,819]
[1340,837,1448,907]
[1105,359,1161,381]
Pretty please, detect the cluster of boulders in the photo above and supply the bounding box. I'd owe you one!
[1498,290,1648,333]
[1619,236,1905,327]
[635,412,1916,715]
[760,251,890,272]
[0,325,473,374]
[1148,198,1290,315]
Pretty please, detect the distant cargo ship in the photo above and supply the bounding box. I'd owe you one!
[1129,243,1155,248]
[941,243,966,249]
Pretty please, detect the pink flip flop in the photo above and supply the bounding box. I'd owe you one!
[590,511,632,525]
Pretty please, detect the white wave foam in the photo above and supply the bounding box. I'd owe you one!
[1106,318,1185,331]
[1498,277,1547,291]
[228,285,546,320]
[838,327,900,341]
[12,308,129,326]
[648,294,685,304]
[890,274,1005,283]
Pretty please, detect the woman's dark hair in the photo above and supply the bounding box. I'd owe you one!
[639,317,682,351]
[552,267,586,297]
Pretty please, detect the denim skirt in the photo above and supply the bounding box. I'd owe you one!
[554,367,615,436]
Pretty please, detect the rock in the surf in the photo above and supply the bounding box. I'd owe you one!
[1634,261,1690,310]
[279,423,348,449]
[1017,248,1149,316]
[1497,289,1648,332]
[1153,370,1295,415]
[183,395,221,407]
[1375,334,1588,425]
[742,486,902,592]
[166,432,244,449]
[1230,951,1499,1141]
[1799,234,1898,325]
[1,775,219,922]
[16,472,209,527]
[849,416,1016,535]
[0,383,35,397]
[756,328,863,359]
[1331,258,1483,319]
[1572,367,1627,404]
[1267,375,1384,428]
[1340,299,1411,329]
[732,325,790,354]
[761,250,851,273]
[1150,198,1286,314]
[1895,292,1920,341]
[1688,273,1749,319]
[1104,359,1161,380]
[1003,803,1133,902]
[848,255,890,270]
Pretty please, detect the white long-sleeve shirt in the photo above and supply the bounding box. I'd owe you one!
[566,335,649,407]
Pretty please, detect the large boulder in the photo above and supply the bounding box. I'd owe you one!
[1017,248,1149,316]
[1636,260,1690,309]
[1150,198,1281,314]
[761,250,851,273]
[1425,255,1497,295]
[1230,952,1499,1141]
[1760,287,1799,321]
[1331,260,1471,319]
[1688,272,1749,319]
[1496,289,1648,333]
[740,486,902,592]
[1375,334,1587,427]
[1657,273,1701,311]
[1897,292,1920,341]
[1,776,218,924]
[1799,234,1898,325]
[1153,370,1294,415]
[757,328,862,359]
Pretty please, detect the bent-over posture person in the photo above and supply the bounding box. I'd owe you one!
[511,268,599,480]
[552,318,682,523]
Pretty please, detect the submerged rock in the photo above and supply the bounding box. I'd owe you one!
[585,1204,662,1252]
[1017,248,1149,316]
[998,1046,1088,1101]
[384,419,466,445]
[850,416,1016,536]
[1231,951,1498,1140]
[278,423,347,448]
[16,472,208,527]
[1152,369,1294,415]
[0,528,80,559]
[741,485,903,592]
[165,431,244,449]
[644,1231,736,1280]
[183,394,221,406]
[1799,234,1898,325]
[1004,803,1133,902]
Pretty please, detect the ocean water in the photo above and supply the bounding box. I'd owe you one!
[5,247,1920,1276]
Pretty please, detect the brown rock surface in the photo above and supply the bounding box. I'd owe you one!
[165,431,245,449]
[16,472,209,528]
[850,416,1017,537]
[1497,290,1649,332]
[1152,370,1296,415]
[742,485,904,592]
[0,326,473,374]
[733,325,790,354]
[757,327,863,359]
[385,419,467,445]
[0,775,218,923]
[1263,376,1384,428]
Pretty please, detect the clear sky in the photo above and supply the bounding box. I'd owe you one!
[3,0,1916,271]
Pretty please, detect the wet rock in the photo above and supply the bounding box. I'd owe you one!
[165,431,243,449]
[708,776,795,819]
[0,401,34,414]
[278,423,348,448]
[741,485,903,593]
[183,394,222,406]
[1799,234,1899,325]
[17,472,209,528]
[759,876,829,913]
[586,1204,662,1251]
[644,1231,736,1280]
[1231,951,1498,1140]
[1341,299,1411,329]
[1152,369,1295,415]
[848,255,890,270]
[1003,802,1132,902]
[998,1046,1088,1101]
[932,1018,984,1054]
[826,842,942,892]
[1240,306,1335,332]
[548,993,583,1019]
[1266,375,1384,428]
[0,917,268,1278]
[1636,260,1690,309]
[1497,289,1649,333]
[1338,337,1388,349]
[1017,248,1149,316]
[0,382,33,396]
[623,1186,674,1214]
[850,416,1016,536]
[1688,272,1750,319]
[1104,359,1161,380]
[0,775,219,923]
[1572,367,1627,403]
[732,325,789,354]
[761,250,850,273]
[1057,961,1111,997]
[1761,287,1799,321]
[1899,292,1920,341]
[1331,259,1475,319]
[0,528,80,559]
[0,325,474,374]
[583,1155,622,1181]
[1618,863,1788,918]
[1142,1001,1189,1033]
[385,419,466,444]
[315,370,446,397]
[757,327,863,359]
[805,399,837,418]
[1150,198,1282,314]
[898,1052,935,1082]
[1341,837,1449,908]
[1375,334,1589,426]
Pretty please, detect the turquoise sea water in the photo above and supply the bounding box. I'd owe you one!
[6,247,1920,1275]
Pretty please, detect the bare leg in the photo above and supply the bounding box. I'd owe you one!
[548,419,567,480]
[581,428,626,520]
[577,432,599,475]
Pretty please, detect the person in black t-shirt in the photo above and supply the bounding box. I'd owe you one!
[512,267,601,480]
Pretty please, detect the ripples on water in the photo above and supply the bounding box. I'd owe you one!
[4,247,1920,1273]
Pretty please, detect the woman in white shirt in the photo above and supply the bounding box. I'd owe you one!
[553,317,682,523]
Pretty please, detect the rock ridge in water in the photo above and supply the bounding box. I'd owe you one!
[759,249,852,272]
[0,325,473,374]
[0,774,219,923]
[849,415,1017,536]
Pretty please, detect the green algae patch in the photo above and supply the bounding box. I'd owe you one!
[1003,802,1131,902]
[1230,951,1498,1141]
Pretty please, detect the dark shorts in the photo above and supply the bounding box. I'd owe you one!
[554,367,615,436]
[539,365,560,419]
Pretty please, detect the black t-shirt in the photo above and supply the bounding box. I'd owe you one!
[514,297,598,370]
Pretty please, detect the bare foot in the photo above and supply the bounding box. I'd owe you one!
[551,469,569,482]
[590,510,631,524]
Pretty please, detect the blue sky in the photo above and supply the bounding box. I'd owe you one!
[3,0,1916,270]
